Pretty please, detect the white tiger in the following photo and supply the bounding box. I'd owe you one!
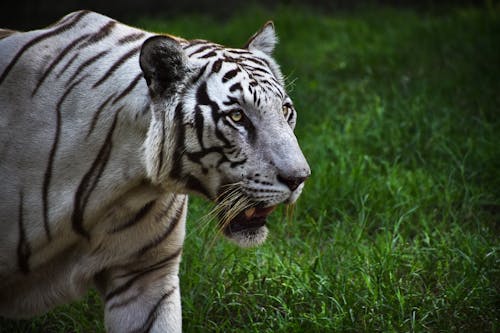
[0,10,310,332]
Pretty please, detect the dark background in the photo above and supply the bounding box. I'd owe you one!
[0,0,487,30]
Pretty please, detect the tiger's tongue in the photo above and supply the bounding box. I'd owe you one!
[244,206,277,219]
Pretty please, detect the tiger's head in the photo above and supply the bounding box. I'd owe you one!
[139,22,310,247]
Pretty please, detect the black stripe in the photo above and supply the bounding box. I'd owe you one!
[258,57,273,70]
[136,197,186,257]
[115,246,182,280]
[211,59,222,73]
[200,51,217,59]
[56,52,79,79]
[133,287,177,333]
[222,68,239,82]
[199,85,236,166]
[93,45,141,88]
[223,96,241,107]
[117,32,146,45]
[42,75,87,241]
[104,273,145,302]
[112,72,143,105]
[190,63,208,84]
[196,82,220,118]
[32,33,90,96]
[106,247,182,302]
[0,10,89,86]
[72,106,124,239]
[66,50,109,86]
[17,190,31,274]
[241,64,269,74]
[185,146,228,166]
[107,293,141,311]
[228,49,251,55]
[170,103,185,180]
[242,56,267,67]
[110,200,156,233]
[196,82,232,147]
[187,44,212,57]
[194,105,205,149]
[230,158,248,168]
[86,94,116,138]
[223,54,242,64]
[78,21,116,49]
[153,196,176,223]
[185,176,211,198]
[229,82,243,92]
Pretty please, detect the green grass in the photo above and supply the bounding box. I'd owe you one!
[2,4,499,332]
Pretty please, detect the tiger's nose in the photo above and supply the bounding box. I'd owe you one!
[277,170,310,191]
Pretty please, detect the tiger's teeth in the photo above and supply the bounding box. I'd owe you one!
[244,207,256,219]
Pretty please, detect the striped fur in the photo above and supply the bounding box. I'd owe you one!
[0,11,310,332]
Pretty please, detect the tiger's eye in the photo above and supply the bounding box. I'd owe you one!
[230,110,243,122]
[282,105,290,118]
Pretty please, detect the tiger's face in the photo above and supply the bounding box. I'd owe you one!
[140,23,310,247]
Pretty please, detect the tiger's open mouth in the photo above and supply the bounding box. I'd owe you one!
[223,204,277,234]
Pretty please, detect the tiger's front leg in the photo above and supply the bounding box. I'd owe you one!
[92,194,188,333]
[94,252,183,333]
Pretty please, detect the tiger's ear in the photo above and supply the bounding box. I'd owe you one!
[140,35,188,97]
[244,21,277,56]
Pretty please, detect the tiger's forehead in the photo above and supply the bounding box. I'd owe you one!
[183,40,286,101]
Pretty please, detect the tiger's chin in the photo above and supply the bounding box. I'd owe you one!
[222,205,277,248]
